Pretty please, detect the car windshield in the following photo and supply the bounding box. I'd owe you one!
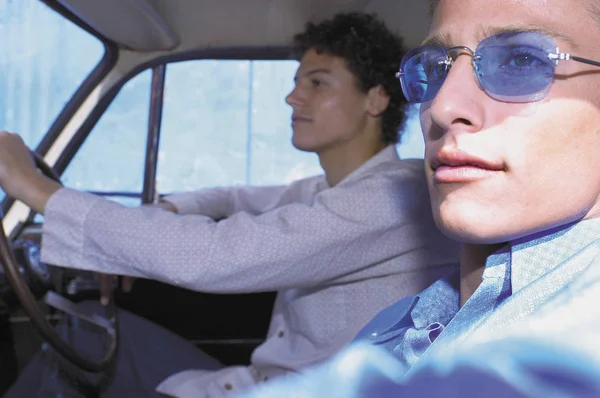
[0,0,105,200]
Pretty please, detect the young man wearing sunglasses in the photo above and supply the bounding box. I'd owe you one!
[232,0,600,396]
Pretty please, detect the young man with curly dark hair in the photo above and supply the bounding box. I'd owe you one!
[291,12,407,147]
[1,12,459,398]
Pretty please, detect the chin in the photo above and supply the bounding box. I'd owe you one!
[291,143,316,153]
[438,224,512,245]
[436,207,582,245]
[435,203,516,244]
[291,135,320,153]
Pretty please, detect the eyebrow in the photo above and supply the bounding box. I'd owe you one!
[421,25,579,50]
[293,68,331,82]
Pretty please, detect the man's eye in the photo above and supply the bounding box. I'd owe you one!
[498,46,548,70]
[311,79,323,87]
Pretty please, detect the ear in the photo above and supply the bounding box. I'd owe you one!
[365,85,390,117]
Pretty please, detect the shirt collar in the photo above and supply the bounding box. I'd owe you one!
[338,145,399,185]
[369,268,459,344]
[391,217,600,336]
[409,268,461,329]
[509,218,600,293]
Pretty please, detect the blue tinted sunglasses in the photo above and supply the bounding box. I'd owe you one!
[396,31,600,103]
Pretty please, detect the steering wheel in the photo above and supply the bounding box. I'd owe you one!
[0,151,118,372]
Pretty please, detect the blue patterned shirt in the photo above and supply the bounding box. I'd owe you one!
[239,218,600,397]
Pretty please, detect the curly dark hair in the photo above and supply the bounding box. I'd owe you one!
[291,12,408,145]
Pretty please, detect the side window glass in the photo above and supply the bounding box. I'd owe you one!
[397,105,425,159]
[61,70,152,207]
[156,60,323,194]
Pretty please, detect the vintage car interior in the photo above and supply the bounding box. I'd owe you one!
[0,0,429,394]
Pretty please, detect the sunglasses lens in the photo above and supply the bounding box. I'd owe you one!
[474,31,557,102]
[400,46,449,103]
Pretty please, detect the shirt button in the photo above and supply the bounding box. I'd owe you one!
[278,330,285,337]
[224,383,233,390]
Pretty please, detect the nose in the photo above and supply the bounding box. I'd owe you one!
[426,53,486,135]
[285,85,303,107]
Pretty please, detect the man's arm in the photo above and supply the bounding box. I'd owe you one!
[161,183,297,219]
[39,166,434,294]
[0,132,446,294]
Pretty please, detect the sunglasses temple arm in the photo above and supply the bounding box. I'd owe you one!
[571,56,600,68]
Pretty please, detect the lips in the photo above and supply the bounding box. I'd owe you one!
[291,114,312,123]
[430,148,505,183]
[430,149,504,171]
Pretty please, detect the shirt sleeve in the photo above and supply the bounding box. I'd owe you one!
[162,183,296,219]
[40,166,433,294]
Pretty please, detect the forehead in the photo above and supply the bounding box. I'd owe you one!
[296,49,348,76]
[427,0,599,49]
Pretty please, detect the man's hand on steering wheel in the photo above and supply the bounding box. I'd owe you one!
[0,131,61,214]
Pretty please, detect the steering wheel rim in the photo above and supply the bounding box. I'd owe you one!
[0,150,118,372]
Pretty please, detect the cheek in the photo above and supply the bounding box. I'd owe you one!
[316,94,365,131]
[510,100,600,176]
[505,100,600,218]
[318,95,346,117]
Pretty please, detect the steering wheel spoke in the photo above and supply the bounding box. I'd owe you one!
[44,291,116,335]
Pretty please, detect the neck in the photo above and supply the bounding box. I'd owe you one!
[459,242,506,306]
[319,138,387,186]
